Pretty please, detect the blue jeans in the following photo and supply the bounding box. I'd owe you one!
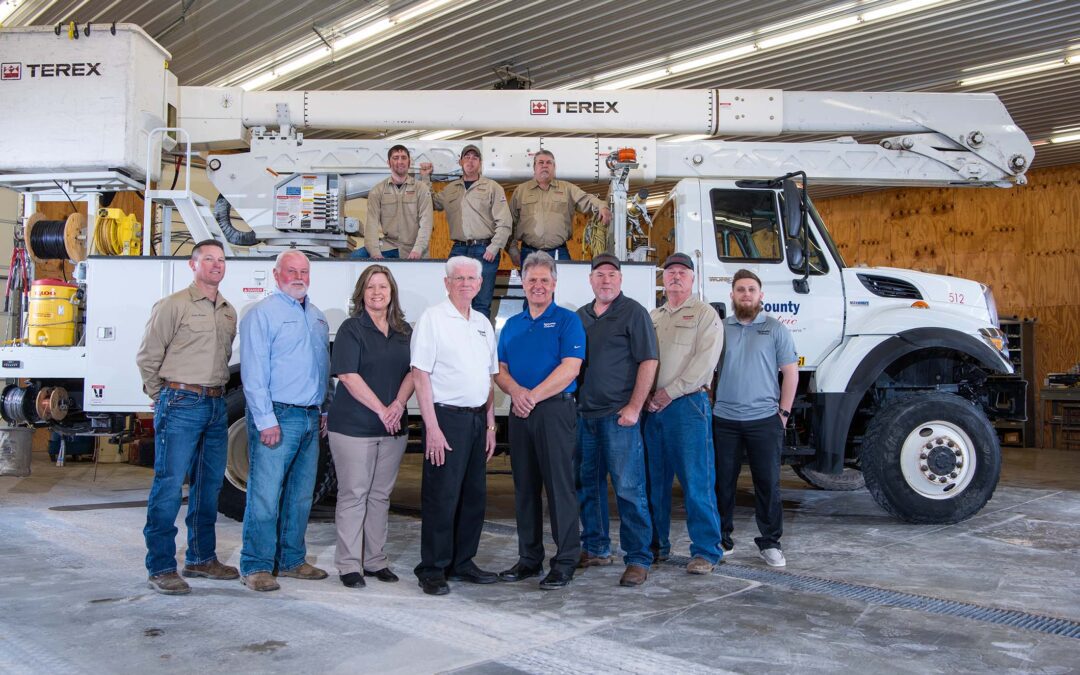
[240,403,321,575]
[520,244,571,267]
[450,242,498,318]
[576,413,653,567]
[644,391,723,563]
[144,388,228,576]
[350,247,400,260]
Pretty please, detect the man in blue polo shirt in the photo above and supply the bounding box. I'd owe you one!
[494,251,585,590]
[713,269,798,568]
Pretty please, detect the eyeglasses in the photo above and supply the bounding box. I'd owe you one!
[450,275,481,283]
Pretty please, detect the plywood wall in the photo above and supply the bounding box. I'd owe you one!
[815,163,1080,447]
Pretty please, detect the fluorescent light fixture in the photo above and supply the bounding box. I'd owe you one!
[760,2,856,33]
[756,15,860,49]
[1049,132,1080,144]
[0,0,23,24]
[418,130,465,140]
[861,0,945,21]
[958,59,1066,86]
[670,33,753,60]
[669,45,757,74]
[230,0,472,90]
[600,68,672,90]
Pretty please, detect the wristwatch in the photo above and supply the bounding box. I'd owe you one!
[778,408,791,418]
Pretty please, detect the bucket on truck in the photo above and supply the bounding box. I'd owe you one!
[27,279,79,347]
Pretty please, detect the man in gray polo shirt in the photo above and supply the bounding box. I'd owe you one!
[713,269,798,567]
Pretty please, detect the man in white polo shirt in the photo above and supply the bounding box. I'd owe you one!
[410,256,500,595]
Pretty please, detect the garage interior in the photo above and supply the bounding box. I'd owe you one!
[2,0,1080,673]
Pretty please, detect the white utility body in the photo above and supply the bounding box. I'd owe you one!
[0,24,1030,524]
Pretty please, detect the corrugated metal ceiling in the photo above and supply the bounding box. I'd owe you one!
[5,0,1079,199]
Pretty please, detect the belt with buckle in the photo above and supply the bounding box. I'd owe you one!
[165,382,223,397]
[453,238,492,247]
[273,401,321,411]
[435,402,486,414]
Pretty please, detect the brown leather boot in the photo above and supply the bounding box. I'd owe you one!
[577,551,614,568]
[619,564,648,587]
[686,557,716,575]
[277,562,328,580]
[242,572,281,592]
[147,572,191,595]
[182,559,239,580]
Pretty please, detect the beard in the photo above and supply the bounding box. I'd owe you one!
[283,282,308,300]
[734,300,762,321]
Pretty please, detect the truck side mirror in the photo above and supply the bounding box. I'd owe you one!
[786,238,805,270]
[783,179,803,239]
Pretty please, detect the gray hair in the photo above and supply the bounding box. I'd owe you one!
[445,255,482,278]
[522,250,558,280]
[533,149,555,165]
[275,249,308,270]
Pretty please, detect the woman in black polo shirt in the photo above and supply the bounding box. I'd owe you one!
[328,264,413,588]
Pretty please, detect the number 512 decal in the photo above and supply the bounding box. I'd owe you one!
[948,292,965,304]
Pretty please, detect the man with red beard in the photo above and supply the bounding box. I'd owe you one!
[712,269,798,568]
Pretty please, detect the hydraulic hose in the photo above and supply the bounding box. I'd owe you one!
[214,194,257,246]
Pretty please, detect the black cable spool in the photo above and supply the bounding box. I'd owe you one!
[23,213,86,263]
[28,219,70,259]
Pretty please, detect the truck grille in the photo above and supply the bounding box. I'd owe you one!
[856,274,923,299]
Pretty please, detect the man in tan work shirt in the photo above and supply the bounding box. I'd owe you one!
[507,149,611,267]
[419,144,511,318]
[135,239,238,595]
[643,252,725,575]
[350,144,433,260]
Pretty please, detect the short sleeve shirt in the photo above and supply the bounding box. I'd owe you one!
[410,300,498,407]
[498,301,586,392]
[712,313,798,421]
[328,311,412,437]
[576,293,658,417]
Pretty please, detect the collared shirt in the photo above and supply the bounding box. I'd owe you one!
[430,175,512,258]
[713,312,798,421]
[509,178,605,251]
[364,175,434,255]
[328,311,411,438]
[651,296,724,399]
[410,299,498,407]
[240,291,330,431]
[498,300,585,392]
[136,283,236,400]
[576,292,658,418]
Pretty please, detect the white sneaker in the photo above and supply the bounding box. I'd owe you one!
[721,541,735,556]
[758,548,786,567]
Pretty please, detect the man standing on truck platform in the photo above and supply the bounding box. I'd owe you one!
[410,256,500,596]
[351,144,434,260]
[506,149,611,267]
[713,269,798,567]
[576,253,658,587]
[494,251,585,590]
[644,252,725,574]
[136,239,239,595]
[238,250,331,591]
[420,145,512,319]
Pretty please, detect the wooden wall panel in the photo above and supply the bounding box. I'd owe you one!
[816,163,1080,448]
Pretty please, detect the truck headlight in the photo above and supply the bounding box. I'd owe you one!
[981,283,1000,328]
[979,327,1008,356]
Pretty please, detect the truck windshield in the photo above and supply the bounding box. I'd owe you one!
[807,198,846,269]
[710,189,782,262]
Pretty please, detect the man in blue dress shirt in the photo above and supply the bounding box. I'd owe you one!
[238,250,331,592]
[494,251,585,590]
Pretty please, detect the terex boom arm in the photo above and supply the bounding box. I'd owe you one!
[182,87,1033,185]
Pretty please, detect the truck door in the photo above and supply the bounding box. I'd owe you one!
[697,181,845,368]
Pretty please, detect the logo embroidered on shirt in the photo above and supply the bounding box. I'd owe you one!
[543,322,556,328]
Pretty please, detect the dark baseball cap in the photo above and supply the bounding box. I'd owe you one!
[590,253,621,270]
[662,252,694,271]
[460,144,482,159]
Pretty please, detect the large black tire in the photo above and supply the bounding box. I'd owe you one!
[861,392,1000,524]
[217,387,337,522]
[793,463,866,491]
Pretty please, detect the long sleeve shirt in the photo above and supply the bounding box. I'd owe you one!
[239,290,330,431]
[363,175,434,255]
[651,296,724,399]
[509,178,605,251]
[430,176,512,258]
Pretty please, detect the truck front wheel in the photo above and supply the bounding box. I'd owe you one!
[217,387,337,522]
[861,392,1000,524]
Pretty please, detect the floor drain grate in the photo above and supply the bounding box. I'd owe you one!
[667,554,1080,639]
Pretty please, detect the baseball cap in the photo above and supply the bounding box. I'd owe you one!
[460,144,482,159]
[590,253,621,270]
[662,252,694,271]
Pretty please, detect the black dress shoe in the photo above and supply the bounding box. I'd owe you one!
[365,568,399,583]
[538,569,573,590]
[447,567,499,584]
[498,563,543,583]
[419,578,450,596]
[340,572,366,588]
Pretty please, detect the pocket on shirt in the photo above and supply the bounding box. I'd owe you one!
[381,200,399,221]
[672,324,696,346]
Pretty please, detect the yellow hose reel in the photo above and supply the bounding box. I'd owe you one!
[93,208,142,256]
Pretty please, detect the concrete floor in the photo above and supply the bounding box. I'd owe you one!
[2,445,1079,674]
